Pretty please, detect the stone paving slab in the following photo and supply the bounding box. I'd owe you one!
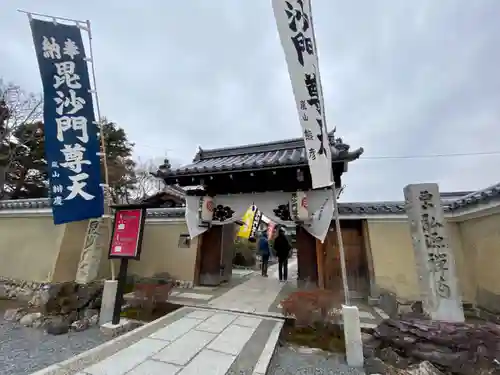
[29,259,381,375]
[30,306,285,375]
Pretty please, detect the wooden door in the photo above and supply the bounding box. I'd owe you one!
[220,224,236,283]
[199,226,222,286]
[324,222,369,297]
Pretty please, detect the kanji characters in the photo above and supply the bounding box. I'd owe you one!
[60,143,91,173]
[53,61,82,90]
[304,129,314,140]
[66,173,95,200]
[52,196,63,206]
[52,184,64,194]
[291,32,313,67]
[54,89,85,115]
[56,116,89,143]
[285,0,310,33]
[63,38,80,59]
[42,36,61,59]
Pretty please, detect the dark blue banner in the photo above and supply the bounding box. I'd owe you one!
[30,19,103,224]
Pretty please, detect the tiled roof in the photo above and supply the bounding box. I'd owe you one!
[447,183,500,211]
[157,132,364,177]
[1,182,499,216]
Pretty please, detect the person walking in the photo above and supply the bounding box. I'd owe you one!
[273,228,291,282]
[258,231,271,277]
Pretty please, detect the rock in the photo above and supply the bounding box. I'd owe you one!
[71,318,90,332]
[362,333,382,359]
[89,314,99,326]
[28,293,43,308]
[41,281,103,317]
[32,317,46,329]
[362,332,374,343]
[3,308,25,322]
[20,312,42,327]
[405,361,445,375]
[372,318,500,375]
[0,284,8,299]
[83,308,100,320]
[46,316,70,335]
[379,347,410,369]
[364,357,390,374]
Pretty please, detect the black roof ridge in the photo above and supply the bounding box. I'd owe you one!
[195,130,338,160]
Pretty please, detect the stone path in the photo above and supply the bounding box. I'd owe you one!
[78,309,284,375]
[31,260,387,375]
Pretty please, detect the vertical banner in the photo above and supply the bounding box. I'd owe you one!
[249,209,263,239]
[237,205,257,238]
[272,0,334,189]
[30,18,103,224]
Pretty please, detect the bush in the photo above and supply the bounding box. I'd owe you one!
[232,238,257,267]
[280,289,343,328]
[128,272,175,317]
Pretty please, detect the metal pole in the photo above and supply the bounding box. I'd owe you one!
[332,188,350,305]
[85,19,115,280]
[18,9,87,24]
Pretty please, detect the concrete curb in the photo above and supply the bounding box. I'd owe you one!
[252,320,284,375]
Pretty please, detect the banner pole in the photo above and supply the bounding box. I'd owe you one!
[85,19,115,280]
[332,188,350,305]
[18,9,86,25]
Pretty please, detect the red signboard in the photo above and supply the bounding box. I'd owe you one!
[108,208,145,259]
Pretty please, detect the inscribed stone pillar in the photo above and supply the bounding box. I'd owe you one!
[75,218,102,284]
[403,183,464,322]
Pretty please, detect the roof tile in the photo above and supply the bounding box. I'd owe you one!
[159,134,364,177]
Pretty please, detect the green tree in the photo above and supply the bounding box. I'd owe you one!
[99,119,137,203]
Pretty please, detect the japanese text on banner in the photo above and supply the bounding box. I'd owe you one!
[273,0,333,188]
[30,19,103,224]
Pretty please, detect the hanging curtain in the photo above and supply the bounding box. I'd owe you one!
[253,192,294,227]
[185,196,209,239]
[184,190,334,242]
[302,189,334,243]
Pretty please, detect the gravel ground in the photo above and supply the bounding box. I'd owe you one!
[268,345,366,375]
[0,317,111,375]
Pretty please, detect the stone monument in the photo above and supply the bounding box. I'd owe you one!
[75,218,103,284]
[404,183,464,322]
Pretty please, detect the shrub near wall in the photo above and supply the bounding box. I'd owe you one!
[232,238,257,267]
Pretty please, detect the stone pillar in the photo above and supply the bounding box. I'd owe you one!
[404,183,464,322]
[75,218,102,284]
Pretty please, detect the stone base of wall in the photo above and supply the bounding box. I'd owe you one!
[374,290,496,322]
[0,277,48,306]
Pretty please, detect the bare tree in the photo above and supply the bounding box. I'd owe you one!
[128,157,165,203]
[0,80,43,199]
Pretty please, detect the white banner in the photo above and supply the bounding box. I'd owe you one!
[272,0,334,189]
[184,190,334,242]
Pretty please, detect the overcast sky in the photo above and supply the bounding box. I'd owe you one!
[1,0,499,202]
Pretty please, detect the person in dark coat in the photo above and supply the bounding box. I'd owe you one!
[258,231,271,277]
[273,228,291,281]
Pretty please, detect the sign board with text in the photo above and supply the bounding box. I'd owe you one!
[108,208,146,260]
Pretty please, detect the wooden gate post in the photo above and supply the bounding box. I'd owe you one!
[316,239,325,289]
